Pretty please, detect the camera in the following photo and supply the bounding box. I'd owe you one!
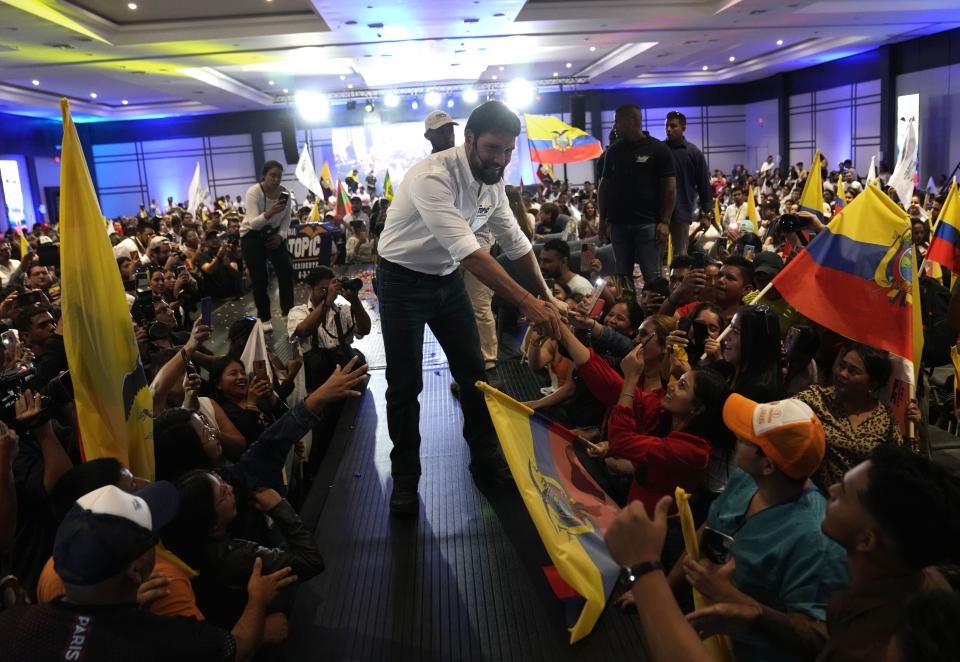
[338,277,363,293]
[776,213,811,233]
[18,290,42,307]
[0,366,73,425]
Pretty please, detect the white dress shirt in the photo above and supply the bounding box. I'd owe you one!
[721,202,747,227]
[378,145,532,275]
[286,299,363,354]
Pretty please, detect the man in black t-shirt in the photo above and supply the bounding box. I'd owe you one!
[195,230,242,299]
[0,482,293,662]
[598,103,677,285]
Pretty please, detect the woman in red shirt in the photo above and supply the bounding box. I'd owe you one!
[557,324,732,517]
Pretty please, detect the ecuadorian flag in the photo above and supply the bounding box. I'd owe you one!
[59,99,155,479]
[525,114,603,164]
[927,178,960,273]
[478,382,620,643]
[773,183,915,361]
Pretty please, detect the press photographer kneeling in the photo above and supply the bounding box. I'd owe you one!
[287,267,370,391]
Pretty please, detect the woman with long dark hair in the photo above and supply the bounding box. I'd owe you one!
[242,160,295,323]
[715,305,784,402]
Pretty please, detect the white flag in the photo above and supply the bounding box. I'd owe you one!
[239,319,274,384]
[865,155,877,185]
[926,176,939,195]
[295,143,325,199]
[889,119,918,210]
[187,162,207,215]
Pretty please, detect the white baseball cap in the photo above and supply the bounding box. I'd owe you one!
[424,111,458,131]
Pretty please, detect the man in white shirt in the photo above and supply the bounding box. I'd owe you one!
[721,188,748,228]
[539,239,593,301]
[377,101,563,516]
[0,240,20,289]
[759,155,775,175]
[288,266,371,389]
[112,219,155,263]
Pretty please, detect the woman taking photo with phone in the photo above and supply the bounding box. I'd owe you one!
[242,160,295,324]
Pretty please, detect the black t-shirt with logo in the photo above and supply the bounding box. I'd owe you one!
[601,136,677,225]
[0,599,235,662]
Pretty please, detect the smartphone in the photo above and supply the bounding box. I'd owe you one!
[179,348,198,376]
[176,265,187,276]
[200,296,212,328]
[585,278,606,319]
[544,278,555,291]
[253,359,268,382]
[580,243,596,273]
[129,250,140,261]
[688,319,710,366]
[1,329,18,360]
[677,317,692,334]
[700,527,735,565]
[743,245,757,261]
[136,274,149,293]
[784,326,802,355]
[277,189,290,205]
[18,290,41,306]
[691,252,707,269]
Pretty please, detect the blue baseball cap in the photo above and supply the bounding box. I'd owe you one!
[54,482,179,586]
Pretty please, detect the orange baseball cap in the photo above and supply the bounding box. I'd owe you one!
[723,393,826,479]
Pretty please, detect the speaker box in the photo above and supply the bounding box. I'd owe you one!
[571,94,587,130]
[279,113,299,165]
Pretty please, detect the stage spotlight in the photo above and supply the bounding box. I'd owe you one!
[364,101,375,113]
[446,98,454,108]
[424,90,442,107]
[384,91,399,107]
[296,90,330,122]
[411,98,419,110]
[462,88,478,103]
[346,100,357,110]
[505,78,534,109]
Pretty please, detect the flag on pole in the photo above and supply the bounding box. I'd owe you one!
[19,230,29,257]
[746,183,760,229]
[335,180,351,219]
[187,162,206,217]
[772,184,919,429]
[384,169,394,201]
[713,196,722,228]
[319,160,334,198]
[58,99,155,479]
[525,114,603,164]
[798,149,826,221]
[478,382,621,643]
[835,178,845,213]
[676,487,735,662]
[890,118,918,211]
[865,155,878,186]
[926,179,960,273]
[295,143,325,199]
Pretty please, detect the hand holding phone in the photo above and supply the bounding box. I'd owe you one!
[253,359,268,383]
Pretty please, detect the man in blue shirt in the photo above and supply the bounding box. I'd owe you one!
[674,394,848,662]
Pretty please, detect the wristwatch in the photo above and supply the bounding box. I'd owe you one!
[621,560,664,587]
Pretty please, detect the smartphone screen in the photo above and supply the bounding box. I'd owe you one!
[200,297,212,328]
[691,252,707,269]
[580,243,596,273]
[253,359,268,382]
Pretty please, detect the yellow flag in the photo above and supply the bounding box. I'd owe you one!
[799,149,826,221]
[384,170,394,202]
[713,196,721,227]
[308,199,321,222]
[747,183,760,231]
[20,231,29,257]
[59,99,155,479]
[676,487,735,662]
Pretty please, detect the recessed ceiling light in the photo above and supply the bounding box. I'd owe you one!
[282,88,288,93]
[31,79,39,86]
[121,99,128,105]
[702,65,709,71]
[268,80,274,85]
[728,56,736,62]
[491,74,498,80]
[339,75,346,80]
[89,92,97,98]
[552,71,558,77]
[127,2,137,9]
[589,46,596,52]
[565,62,572,68]
[498,66,504,71]
[348,83,354,89]
[776,39,784,46]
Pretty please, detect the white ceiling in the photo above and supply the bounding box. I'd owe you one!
[0,0,958,120]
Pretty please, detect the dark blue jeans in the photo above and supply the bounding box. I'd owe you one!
[241,231,295,322]
[377,259,499,479]
[610,222,662,284]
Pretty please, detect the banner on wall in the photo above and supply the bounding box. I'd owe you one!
[286,222,345,281]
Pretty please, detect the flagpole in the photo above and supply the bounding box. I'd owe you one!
[700,281,775,361]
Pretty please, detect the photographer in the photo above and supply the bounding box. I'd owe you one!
[195,230,242,300]
[242,160,295,323]
[288,267,370,390]
[13,304,67,389]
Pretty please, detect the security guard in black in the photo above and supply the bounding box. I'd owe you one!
[601,132,676,225]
